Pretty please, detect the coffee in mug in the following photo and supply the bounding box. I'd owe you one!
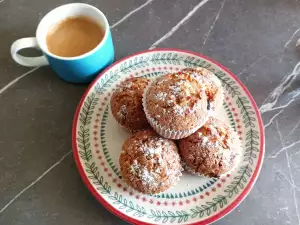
[10,3,115,83]
[46,16,105,57]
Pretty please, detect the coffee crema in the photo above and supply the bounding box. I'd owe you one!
[46,16,104,57]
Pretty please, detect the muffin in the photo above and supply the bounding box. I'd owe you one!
[110,77,150,132]
[181,67,224,111]
[119,130,183,194]
[143,72,209,139]
[178,117,240,178]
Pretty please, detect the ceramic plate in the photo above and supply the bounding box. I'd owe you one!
[72,49,264,225]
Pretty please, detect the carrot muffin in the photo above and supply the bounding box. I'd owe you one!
[143,72,209,139]
[181,67,224,111]
[110,77,150,132]
[119,130,183,194]
[178,117,240,178]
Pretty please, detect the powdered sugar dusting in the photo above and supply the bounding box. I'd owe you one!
[117,105,127,118]
[184,67,221,88]
[140,137,164,156]
[173,105,186,115]
[122,81,133,88]
[199,121,228,149]
[153,92,167,101]
[130,160,158,185]
[202,136,209,146]
[143,146,161,156]
[127,135,183,191]
[169,85,181,94]
[166,99,173,105]
[216,149,233,167]
[190,72,207,84]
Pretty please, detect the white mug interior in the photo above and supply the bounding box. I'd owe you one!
[36,3,109,60]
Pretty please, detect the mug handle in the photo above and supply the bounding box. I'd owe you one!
[11,37,49,67]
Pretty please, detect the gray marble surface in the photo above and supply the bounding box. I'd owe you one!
[1,0,300,224]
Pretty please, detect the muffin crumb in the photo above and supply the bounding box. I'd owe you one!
[143,72,209,139]
[181,67,224,111]
[120,130,183,194]
[111,77,150,132]
[179,117,240,178]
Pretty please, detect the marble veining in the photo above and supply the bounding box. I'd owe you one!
[0,67,40,95]
[259,61,300,114]
[149,0,211,50]
[201,0,226,50]
[1,0,300,224]
[0,151,72,214]
[110,0,155,29]
[237,55,267,77]
[277,121,300,224]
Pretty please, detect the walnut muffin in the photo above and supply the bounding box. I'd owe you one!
[178,117,240,178]
[119,130,183,194]
[181,67,224,111]
[110,77,150,132]
[143,72,208,139]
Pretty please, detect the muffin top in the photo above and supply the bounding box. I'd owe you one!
[179,117,240,177]
[110,77,150,132]
[144,72,208,131]
[120,130,183,194]
[181,67,223,111]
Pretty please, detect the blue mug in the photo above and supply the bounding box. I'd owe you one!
[10,3,114,83]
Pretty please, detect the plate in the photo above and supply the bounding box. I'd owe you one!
[72,49,264,224]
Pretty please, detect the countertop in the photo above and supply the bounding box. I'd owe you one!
[1,0,300,224]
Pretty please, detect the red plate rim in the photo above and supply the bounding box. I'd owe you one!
[72,48,265,225]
